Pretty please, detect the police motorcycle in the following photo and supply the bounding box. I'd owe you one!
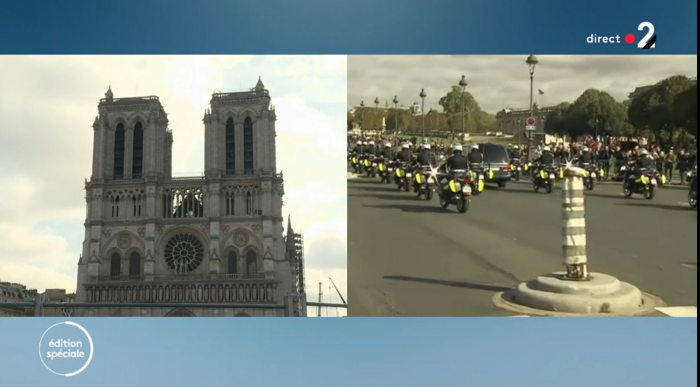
[580,163,599,191]
[364,154,381,178]
[412,164,437,200]
[377,156,394,184]
[510,157,524,181]
[394,161,412,192]
[467,162,486,195]
[349,152,363,173]
[436,169,472,213]
[532,163,558,193]
[623,167,660,200]
[348,142,364,173]
[596,159,610,181]
[614,159,634,182]
[688,165,697,209]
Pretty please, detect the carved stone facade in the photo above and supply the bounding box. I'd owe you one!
[76,80,306,316]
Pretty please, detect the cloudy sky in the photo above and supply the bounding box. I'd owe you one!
[348,55,697,113]
[0,56,347,316]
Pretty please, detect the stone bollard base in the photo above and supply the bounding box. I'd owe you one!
[494,272,662,316]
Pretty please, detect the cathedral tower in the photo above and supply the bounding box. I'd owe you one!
[76,81,305,317]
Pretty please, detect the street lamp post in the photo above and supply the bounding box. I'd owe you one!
[359,100,365,134]
[526,55,539,162]
[374,97,380,133]
[419,88,427,143]
[459,75,468,141]
[392,96,399,141]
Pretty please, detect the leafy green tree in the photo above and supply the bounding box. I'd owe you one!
[438,85,496,133]
[565,89,630,139]
[544,102,572,135]
[673,83,697,137]
[628,75,694,144]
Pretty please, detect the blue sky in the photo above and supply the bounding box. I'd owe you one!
[0,317,695,386]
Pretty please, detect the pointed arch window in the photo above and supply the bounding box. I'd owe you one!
[114,123,125,179]
[110,253,121,278]
[129,252,141,278]
[244,117,253,174]
[228,250,238,274]
[132,122,143,178]
[246,250,257,274]
[225,118,235,174]
[246,191,252,215]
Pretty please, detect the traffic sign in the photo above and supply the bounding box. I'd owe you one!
[526,116,536,126]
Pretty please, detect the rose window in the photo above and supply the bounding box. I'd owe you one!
[164,234,204,272]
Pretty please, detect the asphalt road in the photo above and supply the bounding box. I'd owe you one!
[348,171,697,316]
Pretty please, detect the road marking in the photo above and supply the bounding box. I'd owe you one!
[655,306,697,317]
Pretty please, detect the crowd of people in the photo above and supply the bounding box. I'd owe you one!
[348,134,697,185]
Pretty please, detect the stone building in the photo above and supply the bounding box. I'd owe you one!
[76,79,306,316]
[495,105,554,141]
[0,282,37,316]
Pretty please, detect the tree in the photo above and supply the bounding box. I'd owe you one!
[628,75,694,144]
[565,89,630,139]
[544,102,572,135]
[438,85,495,133]
[672,83,697,137]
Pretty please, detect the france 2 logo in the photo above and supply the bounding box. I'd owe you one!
[587,21,656,49]
[636,22,656,49]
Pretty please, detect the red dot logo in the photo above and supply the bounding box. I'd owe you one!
[625,33,635,44]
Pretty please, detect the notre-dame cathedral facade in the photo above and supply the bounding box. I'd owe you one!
[75,79,306,316]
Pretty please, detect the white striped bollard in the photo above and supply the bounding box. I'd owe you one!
[562,166,589,280]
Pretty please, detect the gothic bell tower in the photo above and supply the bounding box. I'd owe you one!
[90,87,172,182]
[203,77,277,178]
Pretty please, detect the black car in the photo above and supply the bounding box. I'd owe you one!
[476,143,512,187]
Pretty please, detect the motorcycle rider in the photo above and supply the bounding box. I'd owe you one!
[379,142,394,159]
[445,144,470,172]
[597,145,611,177]
[510,144,522,160]
[467,144,483,164]
[351,140,363,155]
[417,143,437,166]
[366,140,377,156]
[575,146,594,167]
[626,148,654,181]
[395,142,414,163]
[531,145,555,177]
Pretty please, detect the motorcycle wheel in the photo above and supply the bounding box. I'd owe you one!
[623,182,632,198]
[385,176,391,184]
[439,196,449,209]
[533,181,539,192]
[644,186,655,200]
[585,178,594,191]
[456,196,469,213]
[404,182,410,192]
[689,190,697,208]
[425,189,433,201]
[515,171,520,181]
[545,181,553,194]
